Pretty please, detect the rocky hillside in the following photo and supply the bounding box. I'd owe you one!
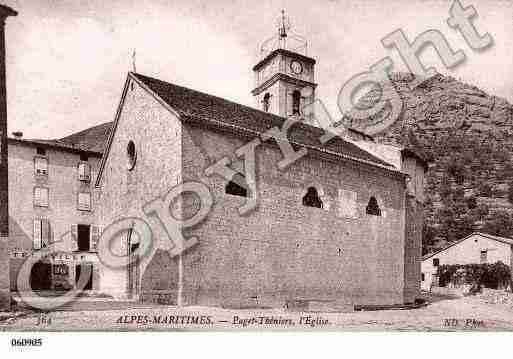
[351,73,513,254]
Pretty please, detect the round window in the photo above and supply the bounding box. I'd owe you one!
[127,140,137,170]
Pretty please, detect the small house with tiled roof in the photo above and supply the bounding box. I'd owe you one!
[421,232,513,291]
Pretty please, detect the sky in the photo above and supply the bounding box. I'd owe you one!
[3,0,513,139]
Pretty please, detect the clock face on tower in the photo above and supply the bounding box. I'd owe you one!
[290,60,303,75]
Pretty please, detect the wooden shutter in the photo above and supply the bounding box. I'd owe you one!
[41,219,50,248]
[71,224,78,251]
[78,163,91,182]
[85,163,91,181]
[90,225,100,252]
[78,163,85,179]
[35,157,48,175]
[33,219,42,250]
[34,187,40,206]
[41,188,49,207]
[78,193,91,211]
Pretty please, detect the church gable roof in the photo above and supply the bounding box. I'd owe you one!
[131,73,394,166]
[96,72,398,186]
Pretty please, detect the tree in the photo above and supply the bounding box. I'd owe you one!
[482,210,513,238]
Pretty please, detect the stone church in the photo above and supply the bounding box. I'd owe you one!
[3,16,427,310]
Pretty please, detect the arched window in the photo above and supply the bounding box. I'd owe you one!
[292,90,301,115]
[302,187,323,209]
[366,196,381,216]
[127,140,137,170]
[262,93,271,112]
[225,173,248,197]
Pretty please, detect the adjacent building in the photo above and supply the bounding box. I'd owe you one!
[8,125,108,292]
[421,232,513,291]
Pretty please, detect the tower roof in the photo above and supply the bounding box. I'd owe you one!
[252,48,316,72]
[257,10,309,62]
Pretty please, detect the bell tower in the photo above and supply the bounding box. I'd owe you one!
[252,11,317,125]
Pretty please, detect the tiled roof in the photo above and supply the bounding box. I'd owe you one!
[58,121,113,153]
[131,73,395,169]
[8,121,112,156]
[422,232,513,261]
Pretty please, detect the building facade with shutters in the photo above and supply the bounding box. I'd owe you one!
[8,136,103,292]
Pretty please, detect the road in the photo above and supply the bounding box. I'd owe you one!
[1,294,513,331]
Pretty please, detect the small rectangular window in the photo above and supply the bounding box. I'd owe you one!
[34,187,49,207]
[34,157,48,176]
[77,192,91,211]
[433,258,439,267]
[421,273,425,281]
[480,250,488,264]
[78,162,91,182]
[36,147,46,156]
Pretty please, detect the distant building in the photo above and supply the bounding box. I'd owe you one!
[421,232,513,291]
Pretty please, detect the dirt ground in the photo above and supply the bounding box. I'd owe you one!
[2,293,513,331]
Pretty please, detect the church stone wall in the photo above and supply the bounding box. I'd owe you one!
[96,78,183,298]
[403,197,423,303]
[96,77,419,308]
[178,125,408,308]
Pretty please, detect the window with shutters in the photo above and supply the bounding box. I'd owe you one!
[77,192,92,211]
[72,224,100,252]
[78,162,91,182]
[34,157,48,176]
[34,187,49,207]
[480,250,488,264]
[33,218,50,250]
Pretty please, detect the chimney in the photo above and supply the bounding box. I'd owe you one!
[0,4,17,311]
[11,131,21,139]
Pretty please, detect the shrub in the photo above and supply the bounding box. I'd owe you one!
[437,262,511,290]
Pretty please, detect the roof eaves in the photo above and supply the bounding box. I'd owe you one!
[422,232,513,261]
[95,74,133,187]
[8,137,102,156]
[181,113,404,176]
